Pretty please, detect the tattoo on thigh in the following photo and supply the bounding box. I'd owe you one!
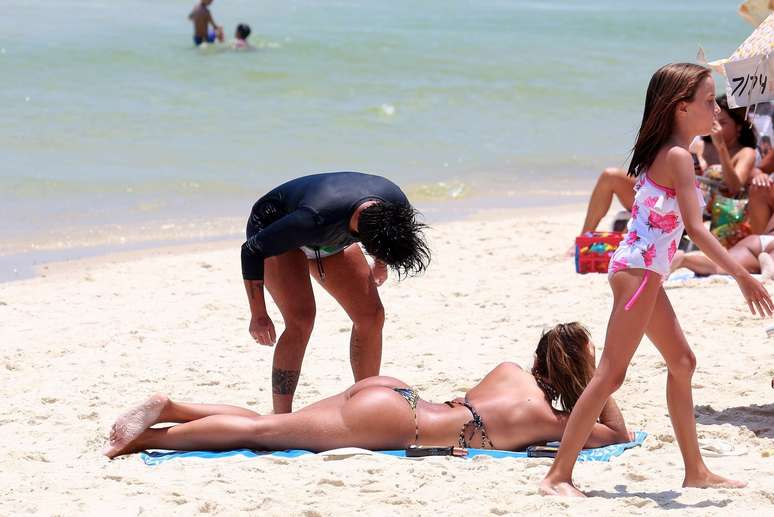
[272,368,300,395]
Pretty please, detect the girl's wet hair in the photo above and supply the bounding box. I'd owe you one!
[357,202,430,278]
[628,62,711,178]
[701,94,758,149]
[532,322,595,413]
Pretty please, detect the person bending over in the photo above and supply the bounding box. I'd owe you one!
[104,323,632,458]
[241,172,430,414]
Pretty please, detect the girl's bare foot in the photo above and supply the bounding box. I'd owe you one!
[683,471,747,489]
[758,252,774,281]
[103,393,168,459]
[539,478,586,497]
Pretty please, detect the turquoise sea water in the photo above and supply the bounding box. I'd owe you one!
[0,0,753,261]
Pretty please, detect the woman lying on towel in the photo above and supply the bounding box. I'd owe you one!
[103,323,633,458]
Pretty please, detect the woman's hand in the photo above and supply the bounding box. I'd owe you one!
[710,120,725,148]
[249,313,277,346]
[751,172,773,190]
[371,259,389,286]
[734,272,774,318]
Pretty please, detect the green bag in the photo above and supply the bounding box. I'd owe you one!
[710,193,750,248]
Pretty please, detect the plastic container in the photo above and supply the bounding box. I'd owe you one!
[575,231,624,274]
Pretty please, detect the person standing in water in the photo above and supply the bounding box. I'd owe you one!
[540,63,773,497]
[241,172,430,414]
[189,0,223,46]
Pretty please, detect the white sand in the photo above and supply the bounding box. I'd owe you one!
[1,207,773,515]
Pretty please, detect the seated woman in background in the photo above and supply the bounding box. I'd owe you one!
[695,94,758,197]
[576,95,757,238]
[103,323,633,458]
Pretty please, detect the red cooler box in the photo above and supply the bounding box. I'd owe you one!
[575,231,624,274]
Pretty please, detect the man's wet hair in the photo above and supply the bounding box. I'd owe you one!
[357,202,430,278]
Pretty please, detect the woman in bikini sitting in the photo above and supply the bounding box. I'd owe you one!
[104,323,633,458]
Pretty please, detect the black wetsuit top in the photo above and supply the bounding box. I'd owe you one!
[241,172,409,280]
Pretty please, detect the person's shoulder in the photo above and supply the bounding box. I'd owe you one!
[665,145,692,162]
[493,361,523,372]
[482,362,525,384]
[664,145,694,176]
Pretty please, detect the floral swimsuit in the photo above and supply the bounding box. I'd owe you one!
[608,173,705,309]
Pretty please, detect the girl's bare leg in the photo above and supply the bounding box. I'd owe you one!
[105,385,415,458]
[540,269,661,497]
[645,288,746,488]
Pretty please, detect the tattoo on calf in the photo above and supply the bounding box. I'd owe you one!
[272,368,300,395]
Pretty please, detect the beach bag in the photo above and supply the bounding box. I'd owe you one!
[710,193,750,248]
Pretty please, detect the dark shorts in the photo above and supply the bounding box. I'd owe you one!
[193,31,217,46]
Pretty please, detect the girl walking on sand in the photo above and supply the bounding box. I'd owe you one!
[540,63,773,497]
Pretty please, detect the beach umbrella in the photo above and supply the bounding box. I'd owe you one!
[739,0,774,27]
[704,12,774,108]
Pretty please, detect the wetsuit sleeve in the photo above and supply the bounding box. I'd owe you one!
[241,208,320,281]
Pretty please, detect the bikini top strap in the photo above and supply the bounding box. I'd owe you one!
[445,398,495,449]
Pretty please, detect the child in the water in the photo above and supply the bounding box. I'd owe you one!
[232,23,253,50]
[189,0,224,46]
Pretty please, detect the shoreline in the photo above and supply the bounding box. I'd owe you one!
[1,193,592,283]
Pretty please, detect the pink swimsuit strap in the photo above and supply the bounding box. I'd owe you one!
[624,270,650,311]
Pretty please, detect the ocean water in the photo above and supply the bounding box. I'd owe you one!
[1,0,753,264]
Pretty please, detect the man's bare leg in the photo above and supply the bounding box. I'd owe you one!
[264,250,317,414]
[311,246,384,381]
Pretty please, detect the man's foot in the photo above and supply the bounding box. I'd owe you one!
[103,393,168,459]
[683,471,747,489]
[539,478,586,497]
[758,252,774,281]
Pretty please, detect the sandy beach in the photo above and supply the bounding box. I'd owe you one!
[1,205,773,516]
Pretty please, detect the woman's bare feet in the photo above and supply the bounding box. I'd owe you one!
[683,470,747,489]
[539,478,586,497]
[103,393,168,459]
[758,252,774,281]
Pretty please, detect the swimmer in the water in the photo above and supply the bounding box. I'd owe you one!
[232,23,253,50]
[189,0,224,46]
[241,172,430,415]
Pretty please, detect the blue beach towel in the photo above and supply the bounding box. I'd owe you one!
[140,431,647,466]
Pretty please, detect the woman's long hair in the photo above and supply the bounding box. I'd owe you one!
[531,322,595,413]
[701,94,758,149]
[627,63,711,177]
